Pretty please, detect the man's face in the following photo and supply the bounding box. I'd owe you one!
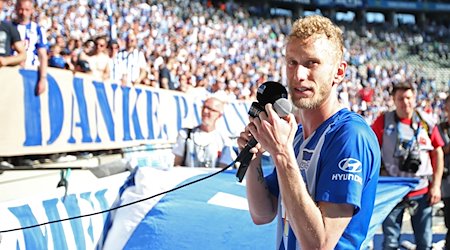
[201,99,222,127]
[285,35,344,109]
[393,89,416,118]
[16,0,34,23]
[95,38,107,53]
[126,34,137,49]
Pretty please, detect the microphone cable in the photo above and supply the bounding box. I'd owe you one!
[0,161,238,233]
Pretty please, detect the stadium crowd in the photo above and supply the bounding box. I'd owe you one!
[1,1,450,247]
[1,0,449,155]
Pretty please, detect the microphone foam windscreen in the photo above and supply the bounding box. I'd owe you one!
[256,81,288,105]
[273,98,292,117]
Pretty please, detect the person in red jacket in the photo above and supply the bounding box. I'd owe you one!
[371,82,444,249]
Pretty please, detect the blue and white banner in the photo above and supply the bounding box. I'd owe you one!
[102,167,278,250]
[361,177,419,249]
[0,170,130,250]
[0,67,250,156]
[0,163,418,250]
[366,0,450,11]
[103,167,418,249]
[314,0,364,8]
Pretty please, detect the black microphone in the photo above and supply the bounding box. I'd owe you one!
[235,81,292,182]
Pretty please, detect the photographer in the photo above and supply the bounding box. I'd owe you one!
[438,94,450,250]
[371,82,444,250]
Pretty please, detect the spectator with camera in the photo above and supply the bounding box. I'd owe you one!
[371,82,444,250]
[438,94,450,250]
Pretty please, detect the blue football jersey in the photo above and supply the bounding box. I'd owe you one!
[15,21,47,67]
[265,108,381,250]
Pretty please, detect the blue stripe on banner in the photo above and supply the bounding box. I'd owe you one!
[43,198,68,249]
[80,192,95,242]
[95,189,111,223]
[47,74,64,144]
[21,69,42,146]
[96,171,135,250]
[63,195,86,250]
[8,205,48,249]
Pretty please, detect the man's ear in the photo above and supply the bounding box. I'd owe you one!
[333,60,347,85]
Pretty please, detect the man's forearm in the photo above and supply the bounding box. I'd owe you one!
[246,155,277,224]
[431,147,444,187]
[38,49,48,79]
[3,55,26,66]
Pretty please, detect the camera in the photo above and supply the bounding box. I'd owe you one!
[399,149,421,173]
[394,140,421,174]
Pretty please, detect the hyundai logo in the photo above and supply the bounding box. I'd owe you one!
[338,158,362,173]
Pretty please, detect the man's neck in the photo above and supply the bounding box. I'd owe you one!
[299,99,343,139]
[396,110,414,120]
[16,19,31,25]
[200,124,215,133]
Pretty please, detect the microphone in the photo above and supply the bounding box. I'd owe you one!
[235,82,292,182]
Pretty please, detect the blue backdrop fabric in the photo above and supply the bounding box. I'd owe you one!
[123,170,276,250]
[361,177,420,249]
[102,166,418,250]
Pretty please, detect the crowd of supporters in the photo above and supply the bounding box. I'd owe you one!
[2,0,449,124]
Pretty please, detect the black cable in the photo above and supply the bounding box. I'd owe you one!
[0,161,236,233]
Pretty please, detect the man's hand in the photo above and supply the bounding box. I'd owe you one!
[249,103,297,157]
[429,184,441,205]
[237,124,263,157]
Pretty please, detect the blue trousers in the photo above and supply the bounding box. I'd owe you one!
[382,194,433,250]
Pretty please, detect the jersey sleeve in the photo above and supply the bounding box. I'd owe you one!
[370,113,384,145]
[265,167,280,197]
[430,125,445,148]
[315,120,380,213]
[36,25,48,49]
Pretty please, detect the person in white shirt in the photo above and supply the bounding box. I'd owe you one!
[172,97,236,168]
[117,32,147,86]
[87,36,110,82]
[14,0,47,96]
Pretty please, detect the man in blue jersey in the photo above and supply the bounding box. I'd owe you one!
[14,0,48,96]
[237,15,381,249]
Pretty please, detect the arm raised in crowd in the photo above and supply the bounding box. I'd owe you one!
[0,39,26,67]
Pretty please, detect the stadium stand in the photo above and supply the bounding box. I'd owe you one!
[0,0,448,164]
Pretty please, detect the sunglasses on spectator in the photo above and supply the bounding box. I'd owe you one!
[203,105,221,113]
